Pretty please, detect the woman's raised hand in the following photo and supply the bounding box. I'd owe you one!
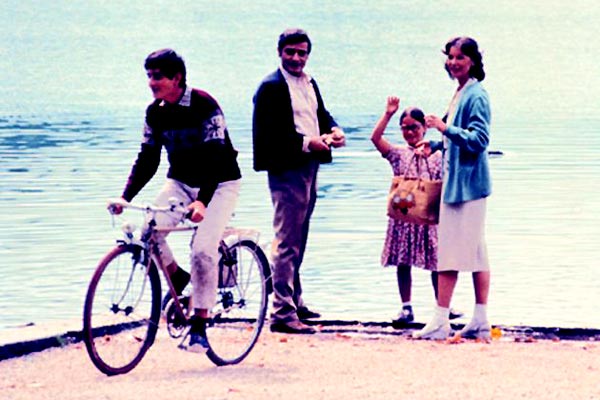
[386,96,400,116]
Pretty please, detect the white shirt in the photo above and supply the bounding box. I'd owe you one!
[280,67,320,152]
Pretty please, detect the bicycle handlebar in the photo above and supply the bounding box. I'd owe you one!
[108,198,191,218]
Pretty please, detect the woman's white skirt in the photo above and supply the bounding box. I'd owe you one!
[437,196,489,272]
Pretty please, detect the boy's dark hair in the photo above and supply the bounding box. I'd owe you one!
[278,28,312,55]
[144,48,187,88]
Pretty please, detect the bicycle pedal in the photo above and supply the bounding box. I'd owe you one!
[177,329,191,350]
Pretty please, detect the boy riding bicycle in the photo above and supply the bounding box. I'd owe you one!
[109,48,242,352]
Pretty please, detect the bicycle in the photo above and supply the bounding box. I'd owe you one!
[82,198,272,376]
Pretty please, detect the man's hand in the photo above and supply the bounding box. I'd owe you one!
[187,200,206,223]
[323,127,346,148]
[308,136,331,152]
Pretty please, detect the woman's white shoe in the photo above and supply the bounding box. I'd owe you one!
[412,321,451,340]
[457,321,491,339]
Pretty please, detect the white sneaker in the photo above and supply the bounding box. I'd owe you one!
[458,321,491,339]
[412,321,451,340]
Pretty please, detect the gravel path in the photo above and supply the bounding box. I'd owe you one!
[2,328,600,400]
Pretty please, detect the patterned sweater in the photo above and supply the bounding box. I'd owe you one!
[122,87,241,206]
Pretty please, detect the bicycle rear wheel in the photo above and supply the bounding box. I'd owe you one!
[83,244,161,375]
[206,240,269,366]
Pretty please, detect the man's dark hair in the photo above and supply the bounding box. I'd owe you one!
[277,28,312,55]
[144,48,187,88]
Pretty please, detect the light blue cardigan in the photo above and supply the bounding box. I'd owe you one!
[430,81,492,204]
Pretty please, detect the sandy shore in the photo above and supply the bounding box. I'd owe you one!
[1,325,600,400]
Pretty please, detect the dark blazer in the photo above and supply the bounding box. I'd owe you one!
[252,69,338,172]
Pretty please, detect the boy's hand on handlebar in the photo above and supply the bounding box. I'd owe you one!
[107,198,126,215]
[187,200,206,223]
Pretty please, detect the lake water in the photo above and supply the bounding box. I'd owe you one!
[1,0,600,332]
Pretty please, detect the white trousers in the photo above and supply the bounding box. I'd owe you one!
[150,178,241,309]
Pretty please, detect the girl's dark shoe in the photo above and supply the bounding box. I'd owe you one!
[392,308,414,329]
[449,308,464,320]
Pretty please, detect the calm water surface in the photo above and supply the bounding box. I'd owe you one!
[1,0,599,331]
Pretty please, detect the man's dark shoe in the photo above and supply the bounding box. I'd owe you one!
[297,307,321,320]
[270,319,316,334]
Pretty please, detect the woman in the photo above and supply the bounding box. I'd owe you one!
[413,37,492,340]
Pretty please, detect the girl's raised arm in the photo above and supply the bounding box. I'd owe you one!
[371,96,400,156]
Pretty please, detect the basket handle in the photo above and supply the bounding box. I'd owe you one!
[403,154,434,181]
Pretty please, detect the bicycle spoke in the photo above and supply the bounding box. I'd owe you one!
[83,245,161,375]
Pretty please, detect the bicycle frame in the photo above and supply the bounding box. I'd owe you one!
[111,199,265,325]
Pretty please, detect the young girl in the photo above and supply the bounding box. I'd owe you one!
[371,97,459,327]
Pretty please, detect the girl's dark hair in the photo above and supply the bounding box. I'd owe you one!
[443,36,485,81]
[399,107,426,126]
[144,48,187,88]
[278,28,312,54]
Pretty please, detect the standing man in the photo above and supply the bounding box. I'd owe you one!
[252,29,346,334]
[110,49,242,351]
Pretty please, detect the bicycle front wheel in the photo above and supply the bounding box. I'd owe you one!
[206,240,269,366]
[83,244,161,375]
